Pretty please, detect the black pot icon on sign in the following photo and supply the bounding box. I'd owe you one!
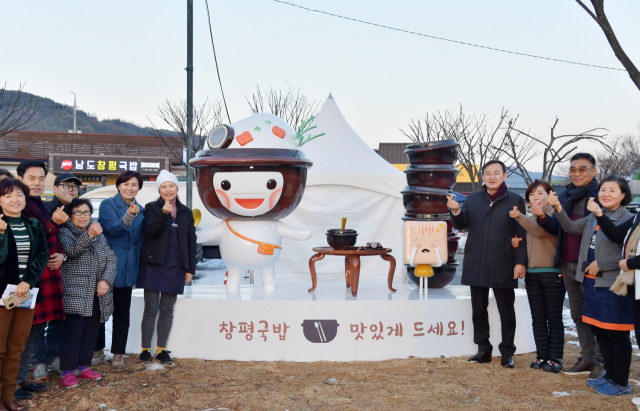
[301,320,339,343]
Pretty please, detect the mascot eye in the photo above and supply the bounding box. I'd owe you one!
[266,179,277,190]
[221,180,231,191]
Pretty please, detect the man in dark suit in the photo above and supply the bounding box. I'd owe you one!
[447,160,527,368]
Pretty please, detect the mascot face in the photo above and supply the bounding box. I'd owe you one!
[213,171,284,217]
[190,113,313,221]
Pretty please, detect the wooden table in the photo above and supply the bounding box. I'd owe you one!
[308,247,396,297]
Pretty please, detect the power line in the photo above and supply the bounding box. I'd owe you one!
[273,0,626,72]
[205,0,232,124]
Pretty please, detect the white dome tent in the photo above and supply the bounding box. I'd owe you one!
[276,94,406,285]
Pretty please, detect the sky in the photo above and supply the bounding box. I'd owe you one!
[2,0,639,171]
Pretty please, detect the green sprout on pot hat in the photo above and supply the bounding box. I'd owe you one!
[295,116,325,147]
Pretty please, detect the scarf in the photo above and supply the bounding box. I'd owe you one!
[483,182,507,203]
[170,199,177,219]
[562,178,599,216]
[610,223,640,296]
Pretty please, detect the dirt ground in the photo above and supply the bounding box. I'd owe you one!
[23,332,640,411]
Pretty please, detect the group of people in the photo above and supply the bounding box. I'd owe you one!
[448,153,640,397]
[0,162,197,411]
[1,151,637,408]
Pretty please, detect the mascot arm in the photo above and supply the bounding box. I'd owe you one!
[196,221,225,243]
[276,221,311,240]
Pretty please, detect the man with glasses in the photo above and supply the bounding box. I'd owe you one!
[447,160,527,369]
[45,173,82,215]
[537,153,604,380]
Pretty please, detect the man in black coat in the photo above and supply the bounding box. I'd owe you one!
[536,153,603,379]
[448,160,527,368]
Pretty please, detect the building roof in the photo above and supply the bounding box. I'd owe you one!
[0,130,183,163]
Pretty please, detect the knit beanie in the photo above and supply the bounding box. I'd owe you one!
[156,170,179,192]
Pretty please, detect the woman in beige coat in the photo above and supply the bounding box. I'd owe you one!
[510,180,565,373]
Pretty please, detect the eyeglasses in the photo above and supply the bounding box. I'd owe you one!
[72,210,92,216]
[61,184,79,191]
[569,167,593,175]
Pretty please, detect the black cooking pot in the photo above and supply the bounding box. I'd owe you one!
[402,186,453,215]
[406,263,459,288]
[326,229,358,250]
[404,164,460,190]
[404,139,459,165]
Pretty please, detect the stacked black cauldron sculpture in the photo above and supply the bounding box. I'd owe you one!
[401,139,460,288]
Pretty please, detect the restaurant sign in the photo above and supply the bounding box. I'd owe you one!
[48,154,170,175]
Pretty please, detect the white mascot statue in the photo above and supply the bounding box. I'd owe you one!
[190,113,322,292]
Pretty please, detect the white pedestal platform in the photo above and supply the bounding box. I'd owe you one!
[125,284,535,362]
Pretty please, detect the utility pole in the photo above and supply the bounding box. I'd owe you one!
[186,0,194,209]
[71,91,77,133]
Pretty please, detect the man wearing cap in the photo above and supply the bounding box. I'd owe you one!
[45,172,81,214]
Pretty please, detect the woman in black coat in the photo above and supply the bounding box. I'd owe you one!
[136,170,197,365]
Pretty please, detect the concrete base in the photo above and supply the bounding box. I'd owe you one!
[125,283,534,362]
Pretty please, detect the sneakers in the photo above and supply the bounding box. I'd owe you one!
[563,357,594,375]
[112,354,125,368]
[91,350,105,366]
[587,375,610,388]
[78,368,102,380]
[588,363,606,381]
[155,350,173,365]
[139,350,152,363]
[595,380,632,396]
[18,380,47,393]
[530,359,546,369]
[14,388,33,400]
[47,357,61,375]
[33,363,49,381]
[60,373,79,389]
[542,359,563,373]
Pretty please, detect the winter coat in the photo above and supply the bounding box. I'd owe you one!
[45,196,64,215]
[538,179,600,267]
[596,213,640,298]
[515,214,558,270]
[22,197,65,324]
[99,193,144,288]
[140,198,197,274]
[451,188,527,289]
[58,222,117,323]
[554,205,633,288]
[0,216,49,296]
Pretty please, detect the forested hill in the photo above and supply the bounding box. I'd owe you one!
[2,90,161,135]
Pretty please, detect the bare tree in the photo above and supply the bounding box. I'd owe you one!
[493,118,609,185]
[557,134,640,182]
[147,97,223,166]
[575,0,640,92]
[400,107,509,192]
[0,82,39,138]
[246,85,320,130]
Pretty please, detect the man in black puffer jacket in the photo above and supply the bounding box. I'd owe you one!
[448,160,527,369]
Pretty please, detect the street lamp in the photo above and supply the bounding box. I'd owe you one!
[70,91,77,134]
